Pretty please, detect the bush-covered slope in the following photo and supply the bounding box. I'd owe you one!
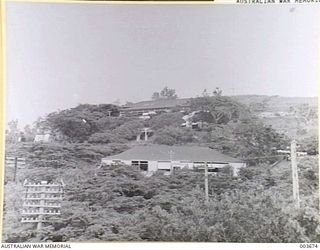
[2,157,319,242]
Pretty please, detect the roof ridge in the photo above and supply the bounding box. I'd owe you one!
[103,144,243,163]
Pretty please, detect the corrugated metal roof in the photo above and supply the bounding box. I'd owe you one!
[103,145,243,163]
[121,98,191,111]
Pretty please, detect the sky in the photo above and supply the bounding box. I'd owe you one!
[5,3,320,127]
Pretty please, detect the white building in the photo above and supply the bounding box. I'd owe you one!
[101,145,246,176]
[34,134,52,143]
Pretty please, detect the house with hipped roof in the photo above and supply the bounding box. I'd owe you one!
[101,145,246,176]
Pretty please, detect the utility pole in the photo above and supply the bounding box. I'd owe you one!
[5,156,25,182]
[291,140,300,209]
[204,161,209,203]
[143,128,149,141]
[169,150,173,173]
[13,157,17,182]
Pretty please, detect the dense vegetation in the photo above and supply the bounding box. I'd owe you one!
[27,96,289,165]
[2,95,318,242]
[2,153,319,242]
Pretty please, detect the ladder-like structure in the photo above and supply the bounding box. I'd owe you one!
[21,179,65,230]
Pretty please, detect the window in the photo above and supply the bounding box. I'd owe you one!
[159,169,171,172]
[140,161,148,171]
[132,161,139,167]
[131,161,148,171]
[208,168,219,173]
[194,162,205,168]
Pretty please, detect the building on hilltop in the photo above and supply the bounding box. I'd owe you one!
[120,98,191,117]
[101,145,246,176]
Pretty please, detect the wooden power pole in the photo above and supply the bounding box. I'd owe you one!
[5,156,25,182]
[290,140,300,209]
[204,161,209,203]
[13,157,18,182]
[169,150,173,173]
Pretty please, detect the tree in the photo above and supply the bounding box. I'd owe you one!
[6,120,20,143]
[88,132,122,144]
[160,87,178,99]
[2,183,38,242]
[125,101,134,106]
[213,87,222,96]
[3,153,319,242]
[188,96,288,164]
[23,125,37,142]
[202,89,210,97]
[113,99,121,106]
[190,96,251,125]
[45,104,120,142]
[151,87,178,100]
[299,136,319,155]
[96,117,128,132]
[148,112,184,130]
[151,92,160,100]
[113,120,145,141]
[153,126,194,145]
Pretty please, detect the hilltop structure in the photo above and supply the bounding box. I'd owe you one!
[101,145,246,176]
[120,98,191,118]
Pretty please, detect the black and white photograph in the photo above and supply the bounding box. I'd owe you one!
[1,1,319,243]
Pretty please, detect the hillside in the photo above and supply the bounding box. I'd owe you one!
[2,142,319,242]
[232,95,317,110]
[233,95,318,136]
[2,95,319,242]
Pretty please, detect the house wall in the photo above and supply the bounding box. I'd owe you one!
[193,162,227,169]
[148,161,158,172]
[157,161,193,171]
[208,163,228,169]
[174,161,193,170]
[101,158,246,176]
[186,162,194,169]
[123,160,131,165]
[157,161,171,170]
[192,162,246,176]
